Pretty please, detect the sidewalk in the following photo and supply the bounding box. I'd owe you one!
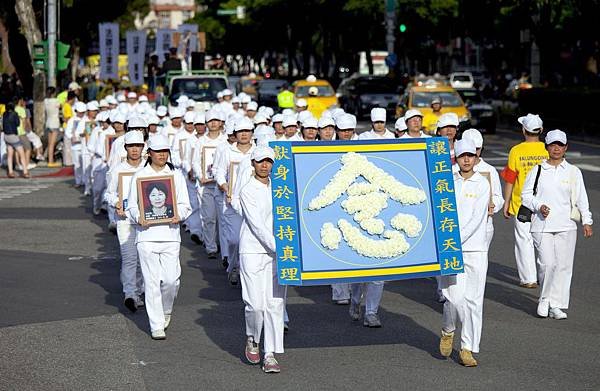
[0,163,73,179]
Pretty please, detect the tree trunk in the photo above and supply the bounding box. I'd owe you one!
[0,19,16,74]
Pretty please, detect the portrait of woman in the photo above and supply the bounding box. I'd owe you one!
[144,181,174,220]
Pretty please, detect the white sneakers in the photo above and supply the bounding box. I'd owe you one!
[537,300,549,318]
[549,308,567,320]
[164,314,172,330]
[151,329,166,340]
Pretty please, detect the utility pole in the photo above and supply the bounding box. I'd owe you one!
[47,0,57,87]
[385,0,396,54]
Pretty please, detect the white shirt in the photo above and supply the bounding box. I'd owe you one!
[161,124,183,146]
[239,176,276,254]
[453,171,490,252]
[44,98,61,129]
[65,115,86,149]
[358,128,395,140]
[171,129,195,169]
[521,159,593,232]
[230,156,254,216]
[107,134,127,169]
[399,131,431,139]
[192,133,228,184]
[105,160,143,221]
[126,164,192,243]
[213,142,256,187]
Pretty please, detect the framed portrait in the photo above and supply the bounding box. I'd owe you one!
[179,138,188,160]
[201,146,217,181]
[118,172,134,210]
[136,175,179,226]
[105,134,118,160]
[227,161,240,198]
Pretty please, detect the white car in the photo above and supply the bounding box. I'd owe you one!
[449,72,474,89]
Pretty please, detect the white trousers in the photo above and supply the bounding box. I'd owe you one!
[26,131,43,149]
[108,205,117,225]
[513,217,538,284]
[216,192,228,259]
[351,281,384,315]
[240,253,285,354]
[117,221,143,298]
[137,241,181,332]
[532,230,577,309]
[441,251,488,353]
[82,151,92,194]
[63,135,73,166]
[185,178,203,236]
[92,165,108,210]
[223,205,242,273]
[71,146,83,185]
[331,283,351,301]
[199,185,219,253]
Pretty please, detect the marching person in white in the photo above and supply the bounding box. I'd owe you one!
[82,102,99,196]
[161,108,184,146]
[439,139,490,367]
[400,109,431,139]
[358,107,395,139]
[105,130,145,312]
[521,130,593,319]
[126,135,192,340]
[394,117,407,138]
[318,116,335,141]
[89,111,114,215]
[214,117,256,284]
[239,145,285,373]
[105,112,128,170]
[172,111,203,244]
[282,115,302,141]
[65,102,88,187]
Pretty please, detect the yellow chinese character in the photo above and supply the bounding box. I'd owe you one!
[274,185,294,199]
[436,198,456,213]
[441,238,459,251]
[439,217,457,232]
[432,161,451,173]
[273,145,290,160]
[275,206,294,220]
[429,140,448,156]
[434,178,453,194]
[276,225,296,241]
[442,256,462,271]
[280,268,300,281]
[280,245,298,262]
[274,165,290,181]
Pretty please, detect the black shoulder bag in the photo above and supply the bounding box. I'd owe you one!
[516,165,542,223]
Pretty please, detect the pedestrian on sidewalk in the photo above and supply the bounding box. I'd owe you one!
[44,87,62,167]
[521,130,593,320]
[2,102,30,178]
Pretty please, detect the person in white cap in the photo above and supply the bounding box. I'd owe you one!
[238,145,285,373]
[186,99,196,112]
[127,92,138,111]
[176,95,189,110]
[300,117,318,141]
[156,106,169,128]
[126,134,192,340]
[192,109,228,259]
[105,112,129,171]
[282,115,301,141]
[521,130,593,320]
[106,95,118,110]
[400,109,430,139]
[89,111,115,215]
[81,101,100,196]
[318,116,336,141]
[231,96,242,113]
[162,108,184,146]
[439,138,490,367]
[98,99,109,111]
[295,98,308,113]
[213,117,256,284]
[105,130,146,312]
[240,95,251,111]
[436,112,459,163]
[65,102,88,187]
[271,114,285,139]
[217,91,224,103]
[394,117,407,138]
[500,114,548,288]
[253,113,268,127]
[359,107,394,139]
[147,115,161,141]
[335,113,358,141]
[246,101,258,119]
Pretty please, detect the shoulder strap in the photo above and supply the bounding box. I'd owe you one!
[533,165,542,196]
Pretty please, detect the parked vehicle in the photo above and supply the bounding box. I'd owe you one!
[456,88,497,134]
[337,74,400,119]
[449,72,475,89]
[162,70,229,111]
[292,78,338,118]
[256,79,288,108]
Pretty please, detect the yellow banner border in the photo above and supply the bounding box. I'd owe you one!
[291,143,427,154]
[301,263,440,280]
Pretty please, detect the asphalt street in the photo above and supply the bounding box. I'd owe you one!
[1,128,599,390]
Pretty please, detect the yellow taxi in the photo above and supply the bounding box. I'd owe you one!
[396,80,469,134]
[293,77,338,118]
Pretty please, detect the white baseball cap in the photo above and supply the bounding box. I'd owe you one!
[454,139,477,157]
[297,111,313,124]
[124,130,145,145]
[295,98,308,108]
[231,96,241,104]
[246,101,258,111]
[186,99,196,108]
[128,116,148,128]
[110,111,126,124]
[225,120,236,135]
[545,129,567,145]
[147,134,171,151]
[241,95,252,104]
[68,81,81,91]
[518,113,543,133]
[127,91,137,99]
[156,106,168,117]
[404,109,423,120]
[86,101,99,111]
[169,107,184,119]
[194,112,205,124]
[139,95,149,102]
[254,114,268,125]
[117,94,126,102]
[282,108,294,116]
[272,114,283,123]
[461,128,484,148]
[302,117,318,129]
[436,112,459,128]
[176,95,189,104]
[335,113,357,130]
[234,117,254,132]
[106,96,118,105]
[254,124,275,139]
[206,108,222,122]
[318,116,335,128]
[99,99,109,108]
[96,111,108,122]
[282,115,298,128]
[263,107,274,118]
[217,91,224,99]
[251,145,275,162]
[184,112,196,124]
[222,88,233,96]
[147,114,160,125]
[74,102,87,113]
[370,107,386,122]
[394,117,407,131]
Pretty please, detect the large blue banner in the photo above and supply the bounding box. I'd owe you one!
[269,138,464,286]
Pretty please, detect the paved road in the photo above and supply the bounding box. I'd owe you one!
[1,130,599,390]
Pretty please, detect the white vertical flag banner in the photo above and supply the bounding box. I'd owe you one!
[99,23,119,81]
[126,30,147,86]
[155,29,173,66]
[177,24,199,60]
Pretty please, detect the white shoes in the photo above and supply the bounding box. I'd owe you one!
[537,300,549,318]
[549,308,567,320]
[151,329,166,340]
[164,314,171,330]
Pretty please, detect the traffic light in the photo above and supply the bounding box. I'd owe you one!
[399,24,407,33]
[56,41,71,71]
[33,41,48,71]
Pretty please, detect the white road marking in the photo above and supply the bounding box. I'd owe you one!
[0,184,51,201]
